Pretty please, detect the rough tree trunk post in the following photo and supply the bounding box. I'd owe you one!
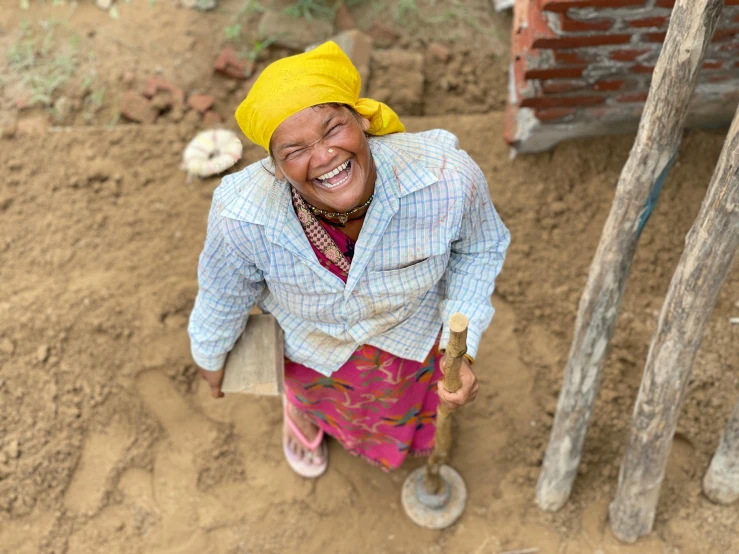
[535,0,724,513]
[703,401,739,505]
[608,105,739,543]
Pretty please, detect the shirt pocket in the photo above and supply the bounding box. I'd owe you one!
[363,250,449,318]
[265,250,342,318]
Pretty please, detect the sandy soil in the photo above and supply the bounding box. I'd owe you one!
[0,2,737,554]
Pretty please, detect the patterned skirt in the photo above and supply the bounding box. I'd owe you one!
[284,343,443,471]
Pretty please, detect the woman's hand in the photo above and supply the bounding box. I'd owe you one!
[199,368,225,399]
[437,359,478,411]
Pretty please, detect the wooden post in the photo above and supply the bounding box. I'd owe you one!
[608,104,739,543]
[703,401,739,505]
[424,313,468,495]
[535,0,724,513]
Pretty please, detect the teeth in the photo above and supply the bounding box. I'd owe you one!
[317,160,349,181]
[318,173,350,189]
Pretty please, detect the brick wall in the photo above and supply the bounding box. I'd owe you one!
[505,0,739,152]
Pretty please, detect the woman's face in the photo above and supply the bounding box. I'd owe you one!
[270,104,375,213]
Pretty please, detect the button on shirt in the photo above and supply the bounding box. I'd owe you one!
[188,130,511,376]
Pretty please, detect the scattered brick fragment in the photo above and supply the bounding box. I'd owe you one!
[187,94,215,114]
[203,111,224,126]
[143,77,185,107]
[120,91,157,124]
[214,48,255,80]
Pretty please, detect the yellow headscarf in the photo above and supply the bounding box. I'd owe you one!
[235,41,405,153]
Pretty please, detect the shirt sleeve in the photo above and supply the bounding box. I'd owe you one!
[439,156,511,359]
[187,190,266,371]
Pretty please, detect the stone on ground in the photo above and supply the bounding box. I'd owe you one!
[258,11,333,51]
[368,49,424,115]
[119,92,157,124]
[331,30,372,95]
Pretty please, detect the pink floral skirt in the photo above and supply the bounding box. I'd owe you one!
[284,343,443,471]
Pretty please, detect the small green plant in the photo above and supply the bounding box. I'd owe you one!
[241,36,277,66]
[224,23,242,40]
[238,0,264,15]
[106,111,121,128]
[5,20,79,108]
[223,0,265,41]
[284,0,337,21]
[393,0,417,24]
[83,86,106,122]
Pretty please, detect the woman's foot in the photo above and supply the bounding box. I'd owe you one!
[283,399,327,477]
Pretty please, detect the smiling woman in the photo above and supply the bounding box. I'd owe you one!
[271,103,375,233]
[188,42,511,478]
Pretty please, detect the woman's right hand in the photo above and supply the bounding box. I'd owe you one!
[200,368,225,399]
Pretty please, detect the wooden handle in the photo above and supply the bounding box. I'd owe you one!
[424,313,469,495]
[441,313,468,393]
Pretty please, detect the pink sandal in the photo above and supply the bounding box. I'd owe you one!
[283,400,328,478]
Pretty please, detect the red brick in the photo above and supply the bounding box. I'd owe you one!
[143,77,185,106]
[702,60,723,70]
[534,107,576,121]
[541,79,588,93]
[187,93,215,113]
[119,92,157,124]
[707,74,732,83]
[532,33,632,49]
[610,49,650,61]
[593,79,625,91]
[719,41,739,53]
[503,103,518,146]
[560,14,613,32]
[540,0,645,11]
[203,111,224,126]
[712,28,739,42]
[654,0,673,6]
[521,94,605,109]
[527,1,560,43]
[733,14,739,23]
[627,16,667,28]
[214,47,255,80]
[617,92,649,103]
[631,64,655,74]
[554,50,588,64]
[726,0,739,5]
[525,66,587,80]
[645,31,667,42]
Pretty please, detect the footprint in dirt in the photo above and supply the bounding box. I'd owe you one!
[135,370,231,545]
[63,419,135,515]
[137,369,215,449]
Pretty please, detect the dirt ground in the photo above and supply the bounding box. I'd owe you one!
[0,2,738,554]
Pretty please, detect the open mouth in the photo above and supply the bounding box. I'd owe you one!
[313,159,353,189]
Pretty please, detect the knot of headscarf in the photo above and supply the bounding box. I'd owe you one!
[234,41,405,153]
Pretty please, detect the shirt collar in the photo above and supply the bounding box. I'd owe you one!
[219,135,438,227]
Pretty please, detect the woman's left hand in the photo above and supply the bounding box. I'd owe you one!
[437,359,479,411]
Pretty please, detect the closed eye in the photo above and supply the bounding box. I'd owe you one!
[284,148,303,160]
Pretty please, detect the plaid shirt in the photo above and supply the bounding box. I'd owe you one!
[188,130,510,376]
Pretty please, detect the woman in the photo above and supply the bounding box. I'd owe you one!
[188,42,510,477]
